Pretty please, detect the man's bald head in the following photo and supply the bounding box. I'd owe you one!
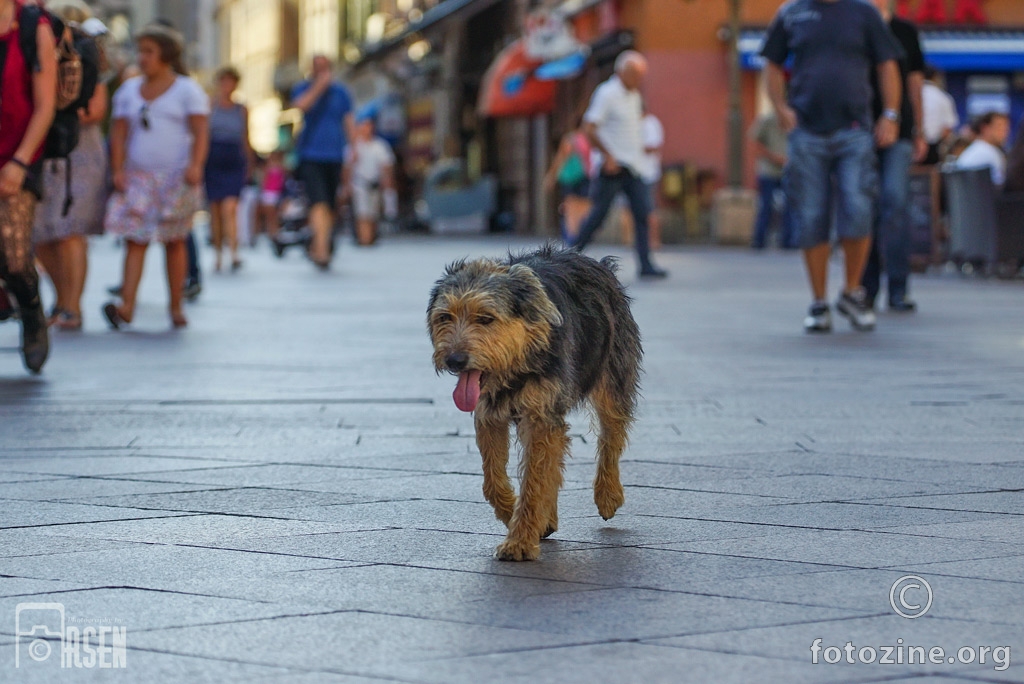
[615,50,647,91]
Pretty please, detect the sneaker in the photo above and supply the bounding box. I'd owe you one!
[888,294,916,313]
[184,280,202,301]
[836,289,876,331]
[639,265,668,279]
[804,302,832,333]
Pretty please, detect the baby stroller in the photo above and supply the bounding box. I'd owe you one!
[271,178,313,258]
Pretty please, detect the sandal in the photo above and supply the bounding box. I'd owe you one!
[102,302,126,330]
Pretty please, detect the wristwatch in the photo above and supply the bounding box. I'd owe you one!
[882,109,900,122]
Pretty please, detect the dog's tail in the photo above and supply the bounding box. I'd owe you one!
[599,256,620,274]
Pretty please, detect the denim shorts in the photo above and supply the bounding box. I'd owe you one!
[784,127,878,249]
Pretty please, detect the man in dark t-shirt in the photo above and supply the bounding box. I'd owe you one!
[761,0,901,334]
[861,1,926,312]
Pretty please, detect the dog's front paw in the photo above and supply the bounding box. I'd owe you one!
[595,483,625,520]
[494,538,540,561]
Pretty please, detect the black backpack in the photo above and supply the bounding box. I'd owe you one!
[18,6,101,215]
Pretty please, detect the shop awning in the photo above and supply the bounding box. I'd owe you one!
[738,27,1024,72]
[357,0,504,65]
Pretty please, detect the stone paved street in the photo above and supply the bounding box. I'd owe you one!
[1,235,1023,683]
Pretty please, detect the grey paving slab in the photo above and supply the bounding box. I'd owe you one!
[215,527,602,566]
[2,236,1023,682]
[0,646,298,683]
[388,641,880,684]
[0,576,92,599]
[128,611,590,678]
[649,615,1021,680]
[14,514,379,545]
[0,501,186,530]
[0,587,295,633]
[652,529,1024,569]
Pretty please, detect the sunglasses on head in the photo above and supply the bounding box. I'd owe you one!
[140,104,150,130]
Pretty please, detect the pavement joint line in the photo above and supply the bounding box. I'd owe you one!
[827,500,1024,517]
[0,584,281,603]
[0,513,201,530]
[624,483,795,499]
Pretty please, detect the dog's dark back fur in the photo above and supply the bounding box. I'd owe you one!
[506,245,641,409]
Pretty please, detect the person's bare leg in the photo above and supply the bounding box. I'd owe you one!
[356,218,376,246]
[221,197,240,266]
[34,242,65,315]
[803,242,832,301]
[63,236,87,318]
[118,240,148,322]
[840,236,872,294]
[309,203,332,264]
[165,239,188,326]
[209,201,223,271]
[264,204,279,239]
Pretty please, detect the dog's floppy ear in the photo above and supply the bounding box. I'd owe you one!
[507,264,563,328]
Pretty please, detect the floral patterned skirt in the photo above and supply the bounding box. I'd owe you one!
[104,168,203,244]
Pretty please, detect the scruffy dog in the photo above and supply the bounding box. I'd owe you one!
[427,245,642,561]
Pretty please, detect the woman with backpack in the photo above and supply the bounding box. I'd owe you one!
[33,5,108,332]
[543,121,592,242]
[0,0,58,372]
[102,23,209,330]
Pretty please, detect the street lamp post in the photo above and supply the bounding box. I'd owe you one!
[726,0,743,188]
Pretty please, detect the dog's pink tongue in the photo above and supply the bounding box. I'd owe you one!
[453,370,482,413]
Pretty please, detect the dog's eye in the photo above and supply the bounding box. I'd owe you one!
[475,315,495,325]
[436,313,453,324]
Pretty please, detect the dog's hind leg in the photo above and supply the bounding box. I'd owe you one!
[476,414,516,526]
[591,382,634,520]
[495,415,569,561]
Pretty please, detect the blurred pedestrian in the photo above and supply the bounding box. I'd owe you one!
[955,112,1010,186]
[1004,119,1024,194]
[0,0,57,372]
[290,55,354,269]
[102,24,209,330]
[861,0,926,313]
[921,65,959,165]
[543,120,591,242]
[344,112,395,246]
[33,7,109,331]
[205,66,251,272]
[762,0,901,333]
[640,102,664,250]
[749,110,797,250]
[571,51,667,279]
[258,150,285,240]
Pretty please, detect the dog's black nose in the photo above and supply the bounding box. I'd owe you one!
[445,352,469,372]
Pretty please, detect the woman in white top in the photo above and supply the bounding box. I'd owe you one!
[102,24,209,330]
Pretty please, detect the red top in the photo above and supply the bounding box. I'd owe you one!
[0,1,47,166]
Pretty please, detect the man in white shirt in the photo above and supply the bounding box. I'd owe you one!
[957,111,1010,186]
[571,51,667,278]
[921,66,959,164]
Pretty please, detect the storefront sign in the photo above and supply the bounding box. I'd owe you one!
[899,0,988,25]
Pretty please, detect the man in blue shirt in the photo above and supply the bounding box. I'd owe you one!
[762,0,901,333]
[290,55,355,269]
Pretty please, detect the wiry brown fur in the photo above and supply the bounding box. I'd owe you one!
[427,245,642,561]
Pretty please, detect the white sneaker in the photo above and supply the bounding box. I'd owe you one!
[836,289,876,331]
[804,303,832,333]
